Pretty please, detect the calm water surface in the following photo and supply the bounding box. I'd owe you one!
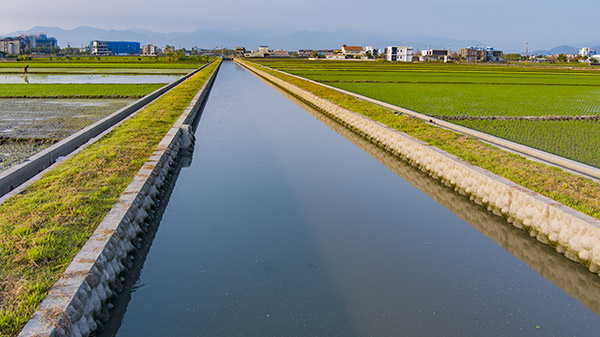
[102,62,600,337]
[0,73,179,83]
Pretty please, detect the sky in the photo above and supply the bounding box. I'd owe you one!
[1,0,598,51]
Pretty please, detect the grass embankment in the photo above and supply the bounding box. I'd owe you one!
[241,60,600,219]
[253,59,600,168]
[0,83,165,98]
[0,60,220,337]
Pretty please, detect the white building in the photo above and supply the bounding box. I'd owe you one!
[385,46,414,62]
[90,41,110,56]
[579,47,596,57]
[325,53,346,60]
[420,48,449,62]
[141,44,157,56]
[258,46,269,53]
[365,46,379,58]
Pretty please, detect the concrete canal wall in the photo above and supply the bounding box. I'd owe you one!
[254,62,600,182]
[0,61,215,199]
[17,62,221,337]
[238,59,600,275]
[286,89,600,317]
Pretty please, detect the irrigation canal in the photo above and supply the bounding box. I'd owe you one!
[99,61,600,336]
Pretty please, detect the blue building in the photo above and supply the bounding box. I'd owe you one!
[90,40,140,56]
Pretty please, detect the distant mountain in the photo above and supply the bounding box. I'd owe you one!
[0,26,482,51]
[530,45,600,55]
[5,26,596,54]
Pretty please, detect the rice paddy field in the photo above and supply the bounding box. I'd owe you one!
[0,58,212,172]
[251,59,600,168]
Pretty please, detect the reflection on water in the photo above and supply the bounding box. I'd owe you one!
[103,62,600,337]
[278,87,600,317]
[0,73,180,84]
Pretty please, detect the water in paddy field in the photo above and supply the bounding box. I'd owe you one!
[0,99,133,140]
[100,62,600,337]
[0,73,180,84]
[0,98,133,172]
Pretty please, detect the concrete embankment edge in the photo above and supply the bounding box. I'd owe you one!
[0,61,215,198]
[237,59,600,275]
[277,86,600,316]
[255,62,600,181]
[17,61,221,337]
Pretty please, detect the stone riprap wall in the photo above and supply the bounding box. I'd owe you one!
[238,60,600,275]
[257,62,600,181]
[17,62,220,337]
[295,92,600,316]
[0,61,216,199]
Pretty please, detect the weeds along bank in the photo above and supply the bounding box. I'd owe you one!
[0,57,216,189]
[254,59,600,169]
[237,59,600,277]
[0,60,220,337]
[290,90,600,317]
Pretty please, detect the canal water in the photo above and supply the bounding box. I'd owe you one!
[101,62,600,337]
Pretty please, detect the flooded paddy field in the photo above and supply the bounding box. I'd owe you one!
[100,62,600,337]
[0,73,181,84]
[0,68,194,75]
[0,139,52,172]
[0,61,205,174]
[0,98,133,172]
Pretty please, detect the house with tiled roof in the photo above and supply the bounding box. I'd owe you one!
[342,45,365,57]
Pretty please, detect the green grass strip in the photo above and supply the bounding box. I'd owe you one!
[241,60,600,220]
[0,60,220,337]
[0,83,166,98]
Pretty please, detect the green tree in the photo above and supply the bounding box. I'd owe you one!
[557,54,568,63]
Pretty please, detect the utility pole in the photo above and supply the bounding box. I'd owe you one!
[526,41,529,65]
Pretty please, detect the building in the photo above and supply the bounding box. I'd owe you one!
[23,34,57,51]
[247,46,271,58]
[364,46,379,58]
[460,47,482,62]
[272,49,292,57]
[90,41,141,56]
[342,45,364,58]
[235,47,246,57]
[460,46,503,62]
[0,33,58,55]
[0,37,24,55]
[420,48,449,62]
[142,43,161,56]
[385,46,414,62]
[325,53,346,60]
[141,44,158,56]
[579,47,596,57]
[297,49,315,58]
[90,41,110,55]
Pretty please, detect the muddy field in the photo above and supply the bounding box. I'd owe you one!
[0,98,133,172]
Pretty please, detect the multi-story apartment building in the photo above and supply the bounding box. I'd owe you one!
[385,46,414,62]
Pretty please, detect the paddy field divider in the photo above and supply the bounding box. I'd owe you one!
[0,60,215,199]
[275,86,600,317]
[2,60,220,337]
[248,61,600,181]
[237,59,600,278]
